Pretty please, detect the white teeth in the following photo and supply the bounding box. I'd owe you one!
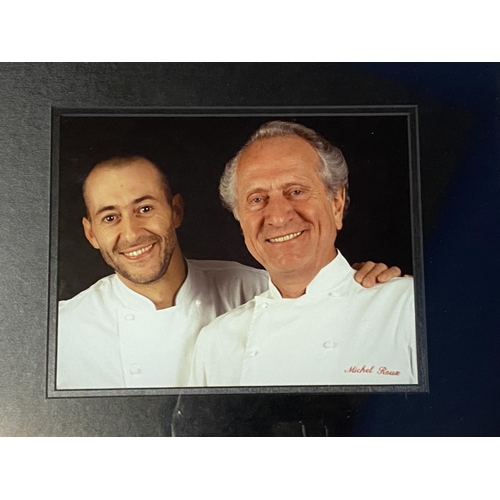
[124,244,153,257]
[268,231,302,243]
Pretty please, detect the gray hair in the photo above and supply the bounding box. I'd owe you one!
[219,120,349,220]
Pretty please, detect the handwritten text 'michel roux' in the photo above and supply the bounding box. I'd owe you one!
[344,365,400,376]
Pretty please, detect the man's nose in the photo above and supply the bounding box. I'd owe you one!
[264,195,294,227]
[121,214,142,242]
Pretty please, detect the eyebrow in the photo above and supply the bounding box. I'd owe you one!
[93,195,160,217]
[243,182,309,197]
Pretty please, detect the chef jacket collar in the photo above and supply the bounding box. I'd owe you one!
[265,249,354,300]
[111,259,197,312]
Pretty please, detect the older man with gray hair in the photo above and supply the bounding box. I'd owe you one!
[190,120,417,387]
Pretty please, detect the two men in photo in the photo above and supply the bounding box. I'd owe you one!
[57,121,415,389]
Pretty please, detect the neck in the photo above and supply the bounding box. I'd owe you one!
[117,246,187,310]
[274,283,307,299]
[271,248,337,299]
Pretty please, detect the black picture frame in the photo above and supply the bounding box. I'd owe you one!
[2,62,497,436]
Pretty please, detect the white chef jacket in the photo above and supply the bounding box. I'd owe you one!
[190,251,418,387]
[57,260,268,389]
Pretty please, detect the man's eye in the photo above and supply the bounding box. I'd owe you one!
[103,215,116,223]
[139,206,152,213]
[291,190,302,196]
[251,197,263,204]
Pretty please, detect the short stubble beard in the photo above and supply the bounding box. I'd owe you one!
[100,230,178,285]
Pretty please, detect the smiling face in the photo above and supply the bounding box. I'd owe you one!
[82,158,184,288]
[236,136,345,292]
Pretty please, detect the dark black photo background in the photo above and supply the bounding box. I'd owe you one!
[57,114,413,301]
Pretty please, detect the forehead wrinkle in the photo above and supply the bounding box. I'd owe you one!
[239,171,320,199]
[238,145,324,187]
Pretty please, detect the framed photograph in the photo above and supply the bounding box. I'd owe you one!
[2,63,498,436]
[47,106,428,397]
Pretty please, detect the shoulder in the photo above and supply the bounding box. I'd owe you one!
[58,275,116,315]
[349,276,415,313]
[184,260,267,312]
[188,259,268,293]
[370,276,414,296]
[187,259,267,278]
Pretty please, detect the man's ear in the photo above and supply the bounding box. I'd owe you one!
[332,188,346,231]
[171,193,184,229]
[82,217,100,249]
